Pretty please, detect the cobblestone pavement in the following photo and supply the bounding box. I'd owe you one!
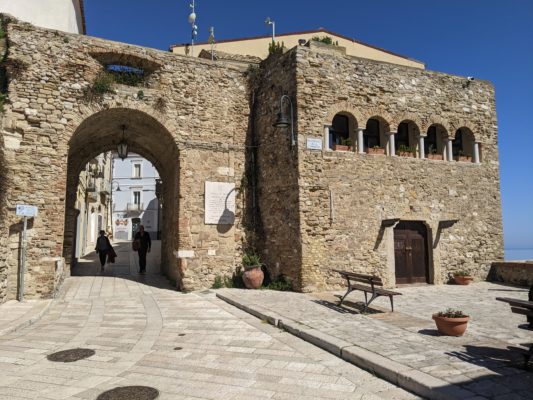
[217,283,533,400]
[0,249,418,400]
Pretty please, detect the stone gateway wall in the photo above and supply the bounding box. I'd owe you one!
[0,17,249,300]
[0,17,504,301]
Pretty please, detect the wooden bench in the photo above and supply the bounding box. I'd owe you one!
[496,295,533,367]
[333,269,402,312]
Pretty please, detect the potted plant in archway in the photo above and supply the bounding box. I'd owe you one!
[396,145,416,158]
[432,308,470,336]
[333,138,354,152]
[242,252,264,289]
[427,145,443,160]
[453,270,474,285]
[366,145,385,155]
[454,151,472,162]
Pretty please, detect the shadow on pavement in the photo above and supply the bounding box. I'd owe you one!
[71,240,176,291]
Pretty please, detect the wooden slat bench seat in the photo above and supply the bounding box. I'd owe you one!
[496,296,533,367]
[333,269,402,312]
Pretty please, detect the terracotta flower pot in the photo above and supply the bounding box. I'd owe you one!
[427,154,443,160]
[397,151,415,158]
[454,276,473,285]
[242,265,264,289]
[432,314,470,336]
[332,144,353,152]
[366,147,385,155]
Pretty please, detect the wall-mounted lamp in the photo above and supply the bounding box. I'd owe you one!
[117,124,128,160]
[272,94,296,147]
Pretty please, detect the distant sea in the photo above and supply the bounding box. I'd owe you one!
[505,249,533,261]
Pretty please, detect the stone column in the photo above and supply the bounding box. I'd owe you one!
[324,125,331,151]
[473,142,480,164]
[418,136,425,159]
[357,128,365,154]
[388,131,396,156]
[446,138,453,161]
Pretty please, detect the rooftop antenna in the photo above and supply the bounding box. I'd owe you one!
[188,0,198,57]
[265,17,275,42]
[208,26,215,61]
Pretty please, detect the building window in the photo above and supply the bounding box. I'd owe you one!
[396,122,410,149]
[133,191,141,206]
[133,163,141,178]
[329,115,350,149]
[364,118,380,149]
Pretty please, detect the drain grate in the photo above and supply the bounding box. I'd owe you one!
[97,386,159,400]
[46,348,95,363]
[174,347,183,350]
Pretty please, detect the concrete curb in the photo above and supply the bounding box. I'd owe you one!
[0,299,53,336]
[216,292,481,400]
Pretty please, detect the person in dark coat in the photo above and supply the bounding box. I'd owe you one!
[95,230,112,272]
[134,225,151,274]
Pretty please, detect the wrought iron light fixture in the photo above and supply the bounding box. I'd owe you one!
[117,124,128,160]
[273,94,296,147]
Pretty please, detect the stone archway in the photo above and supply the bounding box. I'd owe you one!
[62,108,180,285]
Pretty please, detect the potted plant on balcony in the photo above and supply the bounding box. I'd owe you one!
[427,145,443,160]
[432,308,470,336]
[332,138,353,152]
[396,145,416,158]
[453,270,474,285]
[454,151,472,162]
[366,145,385,155]
[242,252,264,289]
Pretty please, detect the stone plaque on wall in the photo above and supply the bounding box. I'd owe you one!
[205,182,236,225]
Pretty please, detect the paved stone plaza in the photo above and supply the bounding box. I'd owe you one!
[0,245,418,400]
[217,283,533,399]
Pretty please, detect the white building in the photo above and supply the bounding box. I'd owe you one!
[0,0,85,34]
[112,153,160,241]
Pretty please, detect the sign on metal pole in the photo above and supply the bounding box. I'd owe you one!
[16,204,38,217]
[16,204,37,302]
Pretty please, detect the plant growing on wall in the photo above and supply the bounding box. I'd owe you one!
[268,41,285,55]
[83,72,115,103]
[311,36,339,46]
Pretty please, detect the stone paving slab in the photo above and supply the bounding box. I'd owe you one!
[216,283,533,400]
[0,249,420,399]
[0,299,53,336]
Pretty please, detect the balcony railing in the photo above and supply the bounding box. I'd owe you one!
[127,203,143,212]
[99,180,111,195]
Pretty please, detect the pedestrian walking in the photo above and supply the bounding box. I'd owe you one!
[133,225,151,274]
[95,230,112,272]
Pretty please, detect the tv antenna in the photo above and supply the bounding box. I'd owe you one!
[188,0,198,56]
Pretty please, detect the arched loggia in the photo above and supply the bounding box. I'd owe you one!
[62,108,180,286]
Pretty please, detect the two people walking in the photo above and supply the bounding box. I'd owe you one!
[133,225,151,274]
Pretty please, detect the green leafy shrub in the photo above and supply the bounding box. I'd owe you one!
[243,252,261,268]
[261,276,292,291]
[454,270,471,277]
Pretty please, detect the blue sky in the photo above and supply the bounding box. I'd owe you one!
[85,0,533,250]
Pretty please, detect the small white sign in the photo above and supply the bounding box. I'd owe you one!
[205,182,236,225]
[306,137,323,150]
[16,204,38,217]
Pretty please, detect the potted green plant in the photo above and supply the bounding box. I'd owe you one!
[332,138,353,152]
[396,145,416,158]
[454,150,472,162]
[432,308,470,336]
[427,145,443,160]
[242,252,264,289]
[366,145,385,155]
[453,270,474,285]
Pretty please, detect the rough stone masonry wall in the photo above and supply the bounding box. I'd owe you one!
[254,52,303,289]
[294,45,503,290]
[0,17,249,300]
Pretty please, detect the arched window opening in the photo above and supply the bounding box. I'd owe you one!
[364,118,380,149]
[396,121,419,157]
[425,125,445,160]
[453,128,476,162]
[330,114,349,149]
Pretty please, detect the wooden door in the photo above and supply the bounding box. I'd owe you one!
[394,221,429,284]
